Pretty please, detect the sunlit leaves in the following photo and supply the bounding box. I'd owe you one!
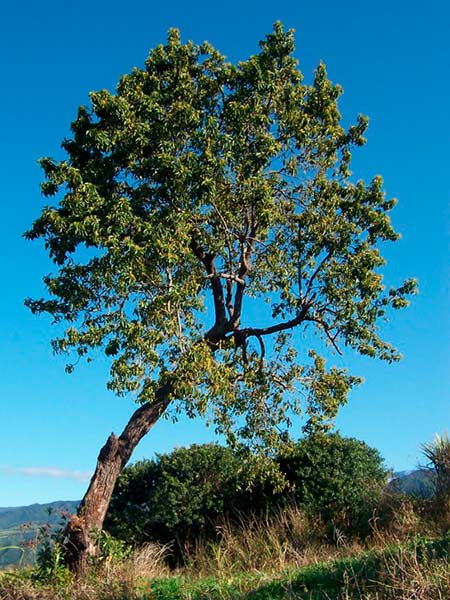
[26,23,416,452]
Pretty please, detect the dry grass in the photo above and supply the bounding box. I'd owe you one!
[183,504,365,576]
[338,544,450,600]
[0,500,448,599]
[176,495,447,580]
[0,542,170,600]
[101,541,170,581]
[379,546,450,599]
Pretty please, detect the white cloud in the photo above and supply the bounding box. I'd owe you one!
[0,465,92,482]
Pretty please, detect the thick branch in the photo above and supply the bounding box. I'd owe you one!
[64,382,172,573]
[239,302,311,338]
[231,215,258,329]
[255,333,265,371]
[190,238,227,337]
[225,278,234,318]
[118,383,173,462]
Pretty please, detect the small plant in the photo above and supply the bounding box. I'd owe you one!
[422,432,450,499]
[92,529,132,567]
[32,514,73,586]
[421,432,450,532]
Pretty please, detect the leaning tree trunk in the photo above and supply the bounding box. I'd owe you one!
[63,383,172,573]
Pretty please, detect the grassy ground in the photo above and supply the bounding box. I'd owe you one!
[147,536,450,599]
[1,498,449,599]
[0,535,448,599]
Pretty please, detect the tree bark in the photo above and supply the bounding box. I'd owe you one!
[63,383,172,573]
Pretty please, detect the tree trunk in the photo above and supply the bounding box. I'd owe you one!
[63,383,172,573]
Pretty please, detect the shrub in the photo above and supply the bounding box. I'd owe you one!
[422,432,450,500]
[105,444,253,549]
[276,433,388,533]
[105,434,388,550]
[421,432,450,530]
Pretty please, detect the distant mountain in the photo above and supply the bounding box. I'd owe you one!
[388,469,436,499]
[0,499,79,530]
[0,500,79,568]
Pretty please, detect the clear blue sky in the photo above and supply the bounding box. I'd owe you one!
[0,0,448,506]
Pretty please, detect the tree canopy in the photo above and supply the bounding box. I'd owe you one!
[26,23,416,453]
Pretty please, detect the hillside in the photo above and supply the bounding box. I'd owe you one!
[388,469,436,498]
[0,500,78,568]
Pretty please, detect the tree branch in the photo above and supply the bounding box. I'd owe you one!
[304,252,332,299]
[305,316,342,355]
[230,210,258,329]
[255,333,265,371]
[118,383,173,461]
[225,279,234,318]
[238,301,312,338]
[190,238,227,338]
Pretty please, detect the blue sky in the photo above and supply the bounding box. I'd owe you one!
[1,0,448,507]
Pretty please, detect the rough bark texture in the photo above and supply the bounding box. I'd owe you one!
[63,384,172,573]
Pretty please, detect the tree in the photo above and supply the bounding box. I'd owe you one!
[26,23,416,571]
[105,444,248,553]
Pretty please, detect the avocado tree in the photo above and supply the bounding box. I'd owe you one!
[26,24,416,571]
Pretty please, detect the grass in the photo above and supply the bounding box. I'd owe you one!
[0,535,448,599]
[0,501,449,599]
[145,536,450,599]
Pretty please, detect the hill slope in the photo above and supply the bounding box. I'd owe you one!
[388,469,436,498]
[0,500,79,568]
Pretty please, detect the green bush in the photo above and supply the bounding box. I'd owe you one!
[277,433,388,534]
[105,435,387,550]
[105,444,254,550]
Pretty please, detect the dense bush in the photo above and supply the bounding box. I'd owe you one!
[105,434,388,549]
[277,434,388,534]
[105,444,254,548]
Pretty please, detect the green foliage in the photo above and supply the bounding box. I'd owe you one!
[421,432,450,499]
[277,433,388,530]
[92,529,132,565]
[26,23,416,452]
[33,524,73,586]
[106,435,387,549]
[105,444,251,549]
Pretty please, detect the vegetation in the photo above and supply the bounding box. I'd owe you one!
[0,501,78,568]
[26,22,415,569]
[105,435,387,551]
[1,434,449,597]
[1,519,448,598]
[106,443,246,550]
[422,432,450,500]
[277,434,387,533]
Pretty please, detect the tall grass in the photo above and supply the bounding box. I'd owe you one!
[183,504,364,576]
[0,499,448,599]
